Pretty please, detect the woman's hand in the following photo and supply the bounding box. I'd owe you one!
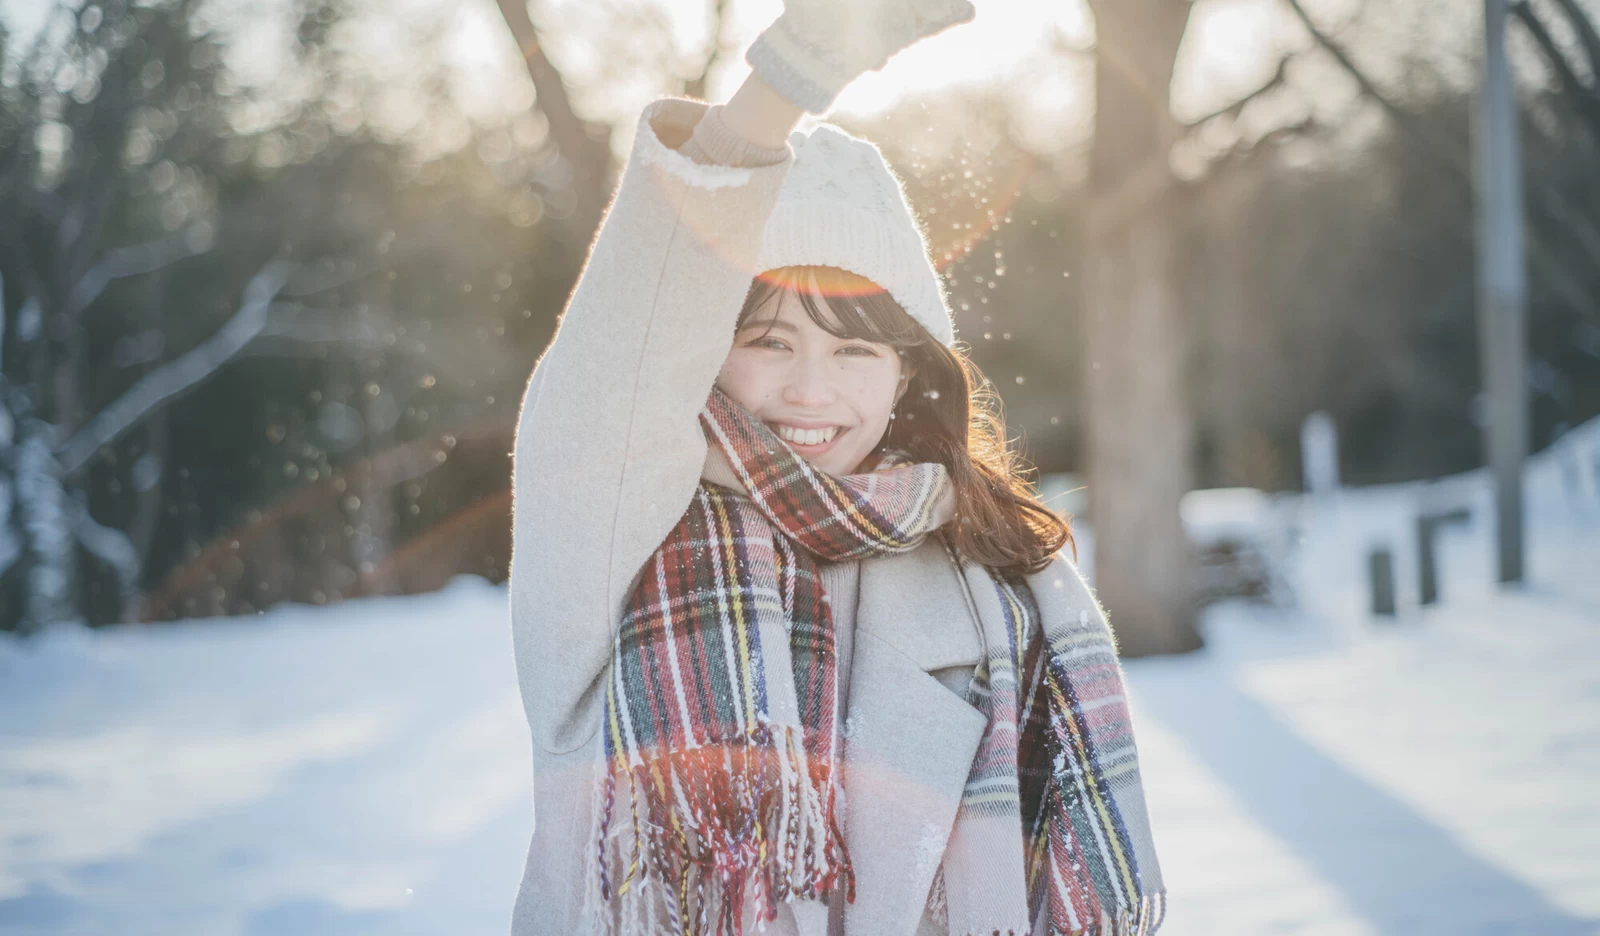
[744,0,977,114]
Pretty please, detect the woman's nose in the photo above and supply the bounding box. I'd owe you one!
[782,354,836,408]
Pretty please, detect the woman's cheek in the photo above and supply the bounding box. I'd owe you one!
[715,354,766,410]
[851,368,901,424]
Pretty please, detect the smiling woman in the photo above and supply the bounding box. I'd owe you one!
[720,264,1070,571]
[720,266,911,477]
[507,1,1167,932]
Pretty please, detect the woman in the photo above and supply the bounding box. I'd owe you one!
[508,1,1166,933]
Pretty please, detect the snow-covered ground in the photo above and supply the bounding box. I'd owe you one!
[1130,424,1600,936]
[2,421,1598,935]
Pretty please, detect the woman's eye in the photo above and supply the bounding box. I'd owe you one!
[838,345,878,357]
[747,336,789,350]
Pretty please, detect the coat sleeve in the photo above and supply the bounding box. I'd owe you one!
[509,98,795,754]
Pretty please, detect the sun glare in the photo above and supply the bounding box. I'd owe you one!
[443,0,1279,132]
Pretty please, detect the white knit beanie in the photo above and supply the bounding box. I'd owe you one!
[756,124,955,346]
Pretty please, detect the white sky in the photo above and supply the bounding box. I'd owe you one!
[3,0,1299,135]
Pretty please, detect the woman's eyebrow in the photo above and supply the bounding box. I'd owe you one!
[738,318,797,333]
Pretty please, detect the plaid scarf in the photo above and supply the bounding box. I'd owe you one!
[933,555,1166,935]
[591,388,1164,935]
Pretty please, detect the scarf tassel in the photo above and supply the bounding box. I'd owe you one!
[591,723,855,936]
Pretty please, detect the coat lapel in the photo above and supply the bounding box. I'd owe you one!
[839,540,988,935]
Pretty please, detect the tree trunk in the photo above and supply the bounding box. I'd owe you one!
[16,420,80,629]
[1083,0,1202,656]
[494,0,613,239]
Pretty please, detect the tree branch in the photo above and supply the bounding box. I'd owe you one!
[69,491,141,621]
[493,0,612,234]
[244,300,528,393]
[1283,0,1464,167]
[1510,0,1600,136]
[1282,0,1600,318]
[64,224,216,319]
[55,258,296,475]
[1549,0,1600,84]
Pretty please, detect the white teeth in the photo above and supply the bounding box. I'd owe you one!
[775,424,838,446]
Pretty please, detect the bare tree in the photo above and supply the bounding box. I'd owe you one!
[0,1,239,630]
[1282,0,1600,319]
[1081,0,1203,656]
[494,0,614,238]
[0,0,423,630]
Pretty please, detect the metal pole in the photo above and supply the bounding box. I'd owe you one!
[1476,0,1528,583]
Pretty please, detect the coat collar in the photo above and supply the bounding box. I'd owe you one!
[836,541,1088,935]
[837,539,989,935]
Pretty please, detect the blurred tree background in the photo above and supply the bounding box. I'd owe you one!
[1,0,1597,634]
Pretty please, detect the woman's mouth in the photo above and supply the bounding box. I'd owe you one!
[769,422,846,453]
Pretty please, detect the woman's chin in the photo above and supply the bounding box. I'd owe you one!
[790,446,846,475]
[807,448,871,476]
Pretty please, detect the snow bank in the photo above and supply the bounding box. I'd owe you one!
[2,418,1598,935]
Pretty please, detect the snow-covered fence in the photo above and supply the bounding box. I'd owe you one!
[1038,473,1302,609]
[1552,422,1600,504]
[1180,487,1299,608]
[1417,506,1472,605]
[1368,546,1396,616]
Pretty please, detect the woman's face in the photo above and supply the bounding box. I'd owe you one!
[717,276,906,476]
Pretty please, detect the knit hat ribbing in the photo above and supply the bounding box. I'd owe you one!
[757,124,955,347]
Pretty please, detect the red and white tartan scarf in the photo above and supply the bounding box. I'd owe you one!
[934,557,1166,936]
[591,389,1165,936]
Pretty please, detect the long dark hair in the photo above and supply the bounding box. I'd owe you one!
[738,265,1073,574]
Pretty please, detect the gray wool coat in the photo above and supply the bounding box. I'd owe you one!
[508,97,1125,936]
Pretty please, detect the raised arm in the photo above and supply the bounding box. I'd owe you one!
[719,76,808,151]
[510,0,977,754]
[510,80,802,754]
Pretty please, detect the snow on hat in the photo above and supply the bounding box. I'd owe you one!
[756,124,955,347]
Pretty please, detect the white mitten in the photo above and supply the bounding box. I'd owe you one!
[745,0,977,114]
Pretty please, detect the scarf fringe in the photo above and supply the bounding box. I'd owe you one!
[1056,892,1167,936]
[1079,892,1167,936]
[585,723,855,936]
[926,864,949,928]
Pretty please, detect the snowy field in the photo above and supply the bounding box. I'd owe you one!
[2,421,1598,935]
